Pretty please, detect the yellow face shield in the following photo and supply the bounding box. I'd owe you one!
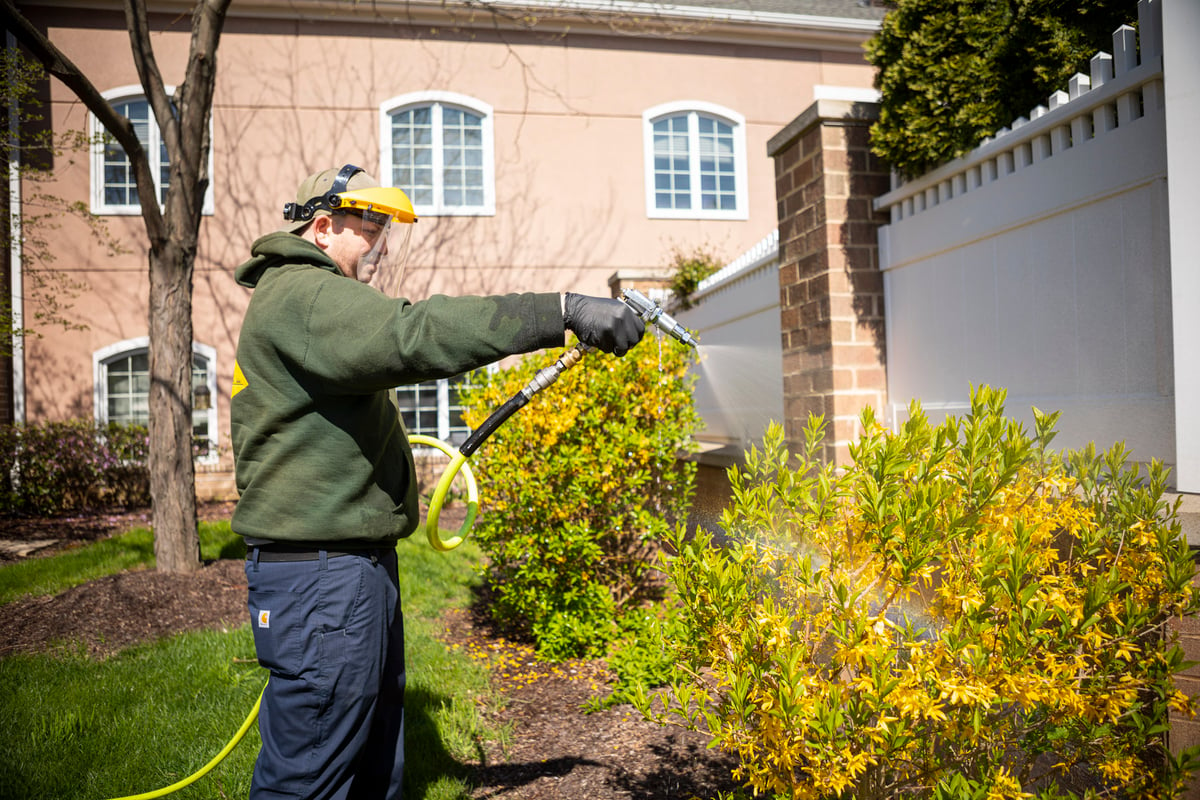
[335,186,418,224]
[333,186,417,296]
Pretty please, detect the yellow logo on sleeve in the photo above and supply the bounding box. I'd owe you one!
[232,360,248,398]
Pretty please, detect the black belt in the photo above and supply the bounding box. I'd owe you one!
[247,545,385,563]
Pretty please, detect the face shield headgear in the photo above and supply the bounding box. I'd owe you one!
[282,164,418,295]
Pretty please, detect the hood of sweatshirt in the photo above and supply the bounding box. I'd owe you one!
[235,231,341,288]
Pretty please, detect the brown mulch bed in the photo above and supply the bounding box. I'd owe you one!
[442,604,737,800]
[0,558,249,660]
[0,501,245,659]
[0,503,738,800]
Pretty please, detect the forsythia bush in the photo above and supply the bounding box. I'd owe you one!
[642,387,1200,799]
[460,334,699,660]
[0,419,150,515]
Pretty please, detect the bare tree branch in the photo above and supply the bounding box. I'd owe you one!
[1,0,166,241]
[172,0,231,223]
[122,0,177,239]
[2,0,232,572]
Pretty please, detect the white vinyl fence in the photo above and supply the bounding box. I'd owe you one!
[873,0,1187,480]
[673,230,783,459]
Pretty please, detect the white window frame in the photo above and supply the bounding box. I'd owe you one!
[90,85,215,216]
[93,337,219,464]
[398,367,495,449]
[642,101,748,221]
[379,91,496,217]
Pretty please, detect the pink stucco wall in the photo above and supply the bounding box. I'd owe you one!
[16,3,878,482]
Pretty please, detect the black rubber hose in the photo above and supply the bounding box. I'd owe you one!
[459,392,529,457]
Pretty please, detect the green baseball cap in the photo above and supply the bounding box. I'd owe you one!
[281,165,381,233]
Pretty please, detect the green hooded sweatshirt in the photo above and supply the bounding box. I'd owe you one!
[230,231,565,545]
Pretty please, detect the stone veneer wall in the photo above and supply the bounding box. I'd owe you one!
[766,99,890,465]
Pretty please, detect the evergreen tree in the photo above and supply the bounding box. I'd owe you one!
[866,0,1139,178]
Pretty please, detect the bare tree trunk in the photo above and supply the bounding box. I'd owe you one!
[148,238,198,573]
[4,0,229,574]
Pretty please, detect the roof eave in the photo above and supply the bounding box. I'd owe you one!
[279,0,883,50]
[35,0,879,50]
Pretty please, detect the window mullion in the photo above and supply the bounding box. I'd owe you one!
[436,379,450,440]
[432,103,444,215]
[688,111,703,211]
[151,119,163,201]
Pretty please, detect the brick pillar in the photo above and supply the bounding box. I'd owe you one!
[1172,558,1200,799]
[767,100,889,466]
[607,270,672,301]
[1172,608,1200,799]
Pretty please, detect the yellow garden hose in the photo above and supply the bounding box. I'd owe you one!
[409,433,480,551]
[108,683,264,800]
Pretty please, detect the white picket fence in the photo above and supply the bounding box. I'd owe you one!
[877,3,1163,231]
[873,0,1184,478]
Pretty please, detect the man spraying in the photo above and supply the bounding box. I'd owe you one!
[230,164,644,799]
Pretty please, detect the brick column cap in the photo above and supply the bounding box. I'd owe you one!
[767,99,881,158]
[606,270,673,298]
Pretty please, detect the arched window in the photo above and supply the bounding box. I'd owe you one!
[643,101,748,220]
[90,86,214,215]
[93,338,219,461]
[380,91,495,217]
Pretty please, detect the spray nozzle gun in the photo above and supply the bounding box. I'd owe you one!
[619,288,699,348]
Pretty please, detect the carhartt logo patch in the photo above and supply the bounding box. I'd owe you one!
[258,609,271,628]
[232,360,248,398]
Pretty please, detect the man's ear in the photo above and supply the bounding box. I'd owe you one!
[310,215,333,250]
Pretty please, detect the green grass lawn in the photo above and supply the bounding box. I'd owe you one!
[0,521,501,800]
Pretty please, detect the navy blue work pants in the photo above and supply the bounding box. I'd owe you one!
[245,547,405,800]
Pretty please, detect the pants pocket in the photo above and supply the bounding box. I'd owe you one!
[317,628,350,679]
[249,589,306,678]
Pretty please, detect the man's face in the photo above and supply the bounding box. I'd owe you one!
[323,212,387,282]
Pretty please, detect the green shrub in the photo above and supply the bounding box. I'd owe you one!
[643,387,1200,799]
[0,419,149,515]
[666,245,722,311]
[460,334,699,660]
[586,595,688,713]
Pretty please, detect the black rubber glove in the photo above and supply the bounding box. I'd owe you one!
[562,293,646,356]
